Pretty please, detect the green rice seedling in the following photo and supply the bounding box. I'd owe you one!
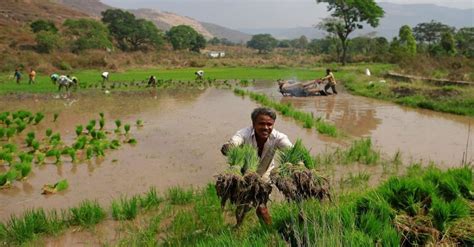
[445,166,473,199]
[436,176,461,201]
[35,152,45,165]
[344,138,380,165]
[341,172,371,188]
[54,179,68,192]
[34,112,44,125]
[392,150,402,166]
[96,131,106,140]
[18,153,34,163]
[0,127,5,139]
[226,144,259,173]
[140,187,163,209]
[0,169,17,186]
[15,121,26,134]
[75,125,83,136]
[431,198,470,232]
[88,119,96,128]
[99,112,104,119]
[127,138,137,145]
[110,139,121,149]
[25,132,35,147]
[115,119,122,133]
[1,152,13,165]
[99,118,105,130]
[136,119,143,127]
[3,143,17,153]
[3,209,50,244]
[111,196,139,220]
[6,127,16,140]
[278,139,316,170]
[303,115,314,129]
[124,124,131,135]
[90,130,98,139]
[167,187,194,205]
[86,123,94,134]
[49,133,61,146]
[86,147,93,159]
[53,113,59,122]
[65,148,77,162]
[45,128,52,137]
[46,149,61,164]
[14,162,32,179]
[31,140,40,151]
[68,200,106,227]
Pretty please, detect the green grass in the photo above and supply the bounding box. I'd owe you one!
[166,187,194,205]
[112,196,139,221]
[68,200,106,227]
[343,71,474,116]
[344,138,380,165]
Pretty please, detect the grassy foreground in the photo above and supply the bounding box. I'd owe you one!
[0,164,472,246]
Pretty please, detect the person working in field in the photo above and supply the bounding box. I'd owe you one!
[321,68,337,95]
[221,107,293,225]
[13,68,22,84]
[28,68,36,84]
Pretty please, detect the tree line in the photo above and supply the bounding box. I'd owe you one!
[30,9,207,54]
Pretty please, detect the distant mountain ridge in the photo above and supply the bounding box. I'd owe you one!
[241,3,474,39]
[57,0,251,43]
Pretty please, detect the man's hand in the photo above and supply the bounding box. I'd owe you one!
[221,143,233,156]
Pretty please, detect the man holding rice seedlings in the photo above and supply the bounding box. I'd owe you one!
[221,107,293,225]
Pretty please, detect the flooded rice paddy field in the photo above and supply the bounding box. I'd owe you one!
[1,85,473,221]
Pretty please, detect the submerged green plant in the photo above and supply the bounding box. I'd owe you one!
[45,128,53,138]
[136,119,143,127]
[115,119,122,133]
[99,118,105,130]
[53,113,59,122]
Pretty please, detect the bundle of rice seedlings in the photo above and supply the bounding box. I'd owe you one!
[25,132,35,147]
[99,118,105,130]
[271,140,331,202]
[115,119,122,133]
[447,217,474,246]
[0,127,5,139]
[215,145,272,224]
[136,119,143,127]
[46,149,61,164]
[53,113,59,122]
[6,127,16,140]
[35,152,45,165]
[42,179,69,194]
[15,121,26,134]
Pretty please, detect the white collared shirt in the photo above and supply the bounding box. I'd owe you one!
[227,127,292,181]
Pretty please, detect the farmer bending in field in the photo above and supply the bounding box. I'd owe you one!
[221,107,293,226]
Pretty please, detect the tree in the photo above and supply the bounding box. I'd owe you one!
[455,27,474,58]
[277,40,291,48]
[166,25,206,52]
[292,35,309,49]
[398,25,417,56]
[30,20,58,33]
[440,31,456,55]
[208,37,220,45]
[63,19,112,52]
[246,34,277,53]
[35,31,60,53]
[413,20,454,44]
[316,0,384,65]
[101,9,164,51]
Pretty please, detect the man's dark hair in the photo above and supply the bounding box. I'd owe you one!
[326,68,331,74]
[251,107,276,123]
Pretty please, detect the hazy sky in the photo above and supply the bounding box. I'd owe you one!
[101,0,474,29]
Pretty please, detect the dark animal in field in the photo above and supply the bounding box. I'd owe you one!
[278,80,327,97]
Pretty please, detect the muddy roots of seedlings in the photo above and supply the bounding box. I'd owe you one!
[395,214,441,245]
[215,172,272,224]
[271,169,331,202]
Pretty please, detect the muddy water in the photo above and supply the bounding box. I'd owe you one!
[1,85,473,222]
[253,82,474,167]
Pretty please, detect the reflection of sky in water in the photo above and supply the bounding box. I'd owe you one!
[253,82,474,167]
